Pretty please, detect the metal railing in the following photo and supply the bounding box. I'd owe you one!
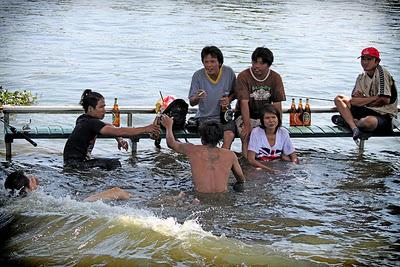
[0,104,341,123]
[1,104,399,159]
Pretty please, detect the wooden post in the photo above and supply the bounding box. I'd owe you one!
[6,142,12,161]
[2,112,12,160]
[131,138,138,155]
[127,113,137,156]
[359,139,365,153]
[127,113,132,127]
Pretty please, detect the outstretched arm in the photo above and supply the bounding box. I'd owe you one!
[100,124,159,138]
[84,187,131,202]
[160,114,190,155]
[248,150,276,173]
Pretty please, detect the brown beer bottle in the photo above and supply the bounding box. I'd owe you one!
[289,98,296,126]
[302,98,311,126]
[112,97,120,127]
[295,98,303,126]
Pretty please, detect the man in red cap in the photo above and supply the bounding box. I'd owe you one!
[332,47,398,142]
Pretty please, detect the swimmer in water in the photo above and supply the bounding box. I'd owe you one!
[161,115,245,193]
[4,170,131,202]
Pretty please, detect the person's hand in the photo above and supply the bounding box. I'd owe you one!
[196,90,207,101]
[352,90,365,98]
[366,96,382,107]
[149,115,161,140]
[220,95,229,108]
[160,114,174,129]
[256,166,279,174]
[266,167,280,174]
[146,124,160,135]
[189,90,207,106]
[117,138,129,151]
[233,181,244,192]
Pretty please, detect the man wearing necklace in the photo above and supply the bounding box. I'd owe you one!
[234,47,286,158]
[188,46,237,149]
[332,47,398,141]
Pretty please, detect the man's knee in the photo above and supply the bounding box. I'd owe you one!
[357,116,378,131]
[334,95,348,106]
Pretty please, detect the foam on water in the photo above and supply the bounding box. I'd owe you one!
[0,190,325,266]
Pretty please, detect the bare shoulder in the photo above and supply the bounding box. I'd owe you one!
[180,143,199,155]
[219,148,238,159]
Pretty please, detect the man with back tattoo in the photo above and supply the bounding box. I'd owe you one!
[160,115,245,193]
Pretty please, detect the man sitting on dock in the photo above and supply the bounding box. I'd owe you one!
[188,46,237,149]
[160,114,245,193]
[234,47,286,158]
[332,47,398,141]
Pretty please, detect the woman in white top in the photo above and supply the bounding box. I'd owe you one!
[248,105,299,172]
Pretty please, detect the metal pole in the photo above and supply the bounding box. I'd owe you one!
[127,113,132,127]
[359,139,365,153]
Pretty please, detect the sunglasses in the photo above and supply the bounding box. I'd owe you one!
[361,56,375,61]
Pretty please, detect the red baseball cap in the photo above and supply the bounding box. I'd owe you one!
[358,47,380,59]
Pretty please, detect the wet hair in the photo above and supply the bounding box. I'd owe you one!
[251,47,274,66]
[198,120,224,147]
[201,46,224,66]
[259,104,282,133]
[4,171,30,197]
[79,89,104,113]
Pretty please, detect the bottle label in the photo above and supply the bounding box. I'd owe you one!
[289,113,295,126]
[302,112,311,125]
[294,113,303,126]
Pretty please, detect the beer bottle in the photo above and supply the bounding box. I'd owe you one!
[112,97,120,127]
[295,98,303,126]
[302,98,311,126]
[289,98,296,126]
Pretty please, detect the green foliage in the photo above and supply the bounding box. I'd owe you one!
[0,87,37,106]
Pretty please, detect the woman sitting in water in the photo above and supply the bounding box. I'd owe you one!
[247,104,299,172]
[4,170,130,202]
[63,89,160,170]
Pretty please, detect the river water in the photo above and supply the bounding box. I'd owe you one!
[0,0,399,266]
